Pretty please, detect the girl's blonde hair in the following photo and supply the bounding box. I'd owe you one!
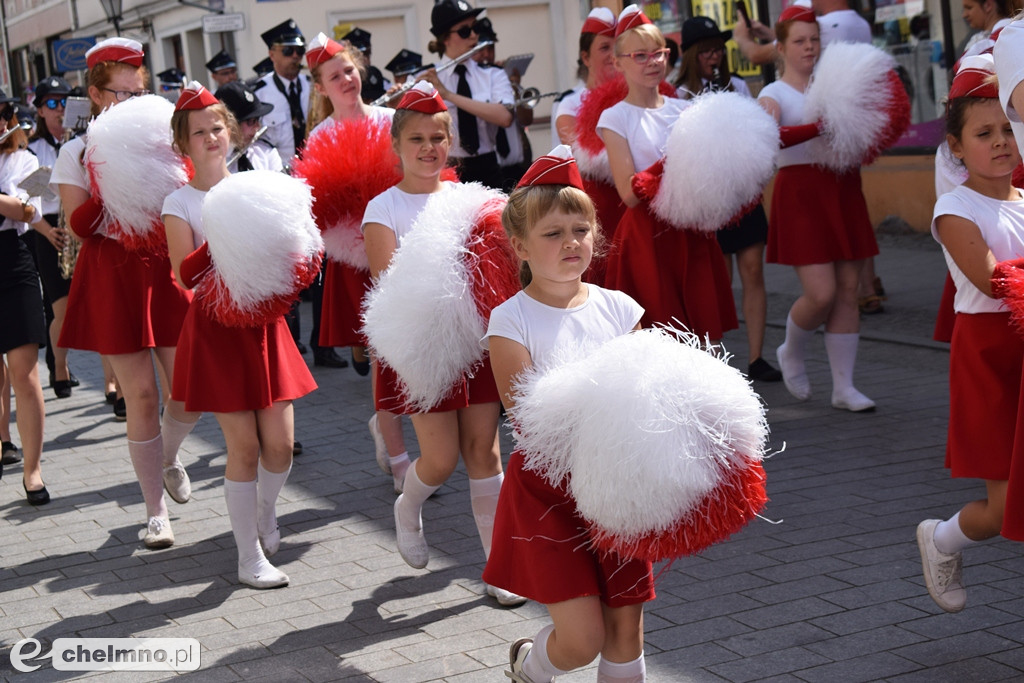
[501,184,602,288]
[87,61,150,117]
[306,45,368,134]
[614,23,667,53]
[169,102,239,157]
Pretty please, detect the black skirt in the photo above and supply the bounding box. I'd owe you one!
[0,229,47,353]
[717,203,769,255]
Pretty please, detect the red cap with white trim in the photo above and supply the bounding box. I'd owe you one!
[581,7,616,37]
[175,81,219,111]
[615,4,653,37]
[516,145,584,190]
[306,32,345,69]
[86,37,145,69]
[396,81,448,114]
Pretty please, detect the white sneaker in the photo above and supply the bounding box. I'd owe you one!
[394,496,429,569]
[917,519,966,613]
[369,414,390,474]
[143,517,174,549]
[238,560,289,589]
[505,638,536,682]
[487,583,528,607]
[162,462,191,503]
[832,388,876,413]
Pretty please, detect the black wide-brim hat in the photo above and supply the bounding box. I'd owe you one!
[681,16,732,53]
[33,75,73,107]
[215,81,274,122]
[431,0,485,37]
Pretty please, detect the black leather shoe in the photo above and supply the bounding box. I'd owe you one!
[1,441,21,465]
[106,391,117,405]
[313,347,349,368]
[53,380,73,399]
[293,440,303,456]
[295,340,308,355]
[114,397,127,421]
[747,357,783,382]
[351,348,371,376]
[69,372,80,387]
[24,481,51,506]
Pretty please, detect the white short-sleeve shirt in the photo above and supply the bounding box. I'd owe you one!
[50,135,88,193]
[596,98,691,171]
[161,184,207,249]
[817,9,872,47]
[758,80,814,167]
[361,181,457,245]
[0,149,42,236]
[995,18,1024,156]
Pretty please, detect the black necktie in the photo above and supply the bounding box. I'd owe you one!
[286,79,305,151]
[496,127,510,158]
[237,152,254,172]
[454,64,479,156]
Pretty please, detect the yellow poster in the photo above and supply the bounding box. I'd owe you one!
[691,0,762,77]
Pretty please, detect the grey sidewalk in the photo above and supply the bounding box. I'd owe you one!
[1,231,1022,682]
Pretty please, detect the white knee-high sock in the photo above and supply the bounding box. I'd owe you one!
[257,461,291,538]
[390,451,410,491]
[522,624,569,682]
[127,435,168,519]
[396,460,440,532]
[597,654,646,682]
[777,314,815,400]
[224,478,270,571]
[824,332,874,409]
[160,412,197,467]
[469,472,503,559]
[935,511,976,555]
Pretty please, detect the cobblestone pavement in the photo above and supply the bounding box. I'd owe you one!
[1,233,1022,682]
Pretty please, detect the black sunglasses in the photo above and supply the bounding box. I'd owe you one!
[279,45,305,57]
[43,97,67,110]
[452,22,480,39]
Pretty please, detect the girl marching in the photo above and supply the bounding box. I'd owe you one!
[163,83,318,587]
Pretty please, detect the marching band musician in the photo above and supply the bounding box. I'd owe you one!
[215,81,283,174]
[257,18,312,168]
[423,0,514,189]
[206,49,239,88]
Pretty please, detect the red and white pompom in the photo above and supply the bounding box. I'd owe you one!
[85,94,190,253]
[805,42,911,172]
[650,91,778,232]
[512,328,769,562]
[362,183,519,411]
[291,117,401,271]
[574,77,677,184]
[195,170,323,327]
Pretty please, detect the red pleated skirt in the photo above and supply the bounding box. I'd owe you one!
[320,260,370,348]
[947,312,1024,540]
[483,451,656,608]
[767,165,879,266]
[605,204,737,336]
[172,304,316,413]
[59,236,191,354]
[373,356,499,415]
[583,178,625,287]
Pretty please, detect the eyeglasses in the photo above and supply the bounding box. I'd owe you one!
[102,87,150,102]
[278,45,305,57]
[43,97,67,110]
[698,46,726,58]
[617,48,671,65]
[159,84,181,92]
[452,22,480,39]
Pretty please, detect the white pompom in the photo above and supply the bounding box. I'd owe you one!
[87,95,187,235]
[322,221,370,271]
[363,183,506,411]
[512,328,768,552]
[805,42,897,171]
[573,146,614,185]
[652,92,778,232]
[202,170,323,311]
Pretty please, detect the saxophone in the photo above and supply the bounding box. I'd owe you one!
[57,102,90,280]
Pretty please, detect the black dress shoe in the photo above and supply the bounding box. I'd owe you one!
[295,340,308,355]
[69,372,80,388]
[351,348,371,376]
[53,380,73,399]
[106,391,117,405]
[293,440,303,456]
[1,441,21,465]
[24,481,51,506]
[313,347,349,368]
[747,357,783,382]
[114,397,127,421]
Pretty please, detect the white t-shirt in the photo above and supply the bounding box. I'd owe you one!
[361,181,457,245]
[817,9,872,47]
[995,18,1024,156]
[758,80,814,167]
[0,149,42,236]
[49,135,88,193]
[932,184,1024,313]
[596,98,691,171]
[552,81,586,147]
[964,17,1012,59]
[309,106,395,140]
[484,285,644,370]
[161,184,207,249]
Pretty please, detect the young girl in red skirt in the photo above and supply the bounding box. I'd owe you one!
[598,5,737,337]
[163,84,317,588]
[486,146,653,682]
[52,38,198,548]
[361,82,523,606]
[757,5,878,412]
[917,51,1024,612]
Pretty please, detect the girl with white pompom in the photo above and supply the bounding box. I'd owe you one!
[757,4,878,412]
[162,83,317,588]
[485,146,653,683]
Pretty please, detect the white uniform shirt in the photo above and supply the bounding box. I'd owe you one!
[596,98,691,171]
[257,71,313,166]
[161,184,207,249]
[27,135,62,215]
[552,81,586,147]
[483,285,644,370]
[964,17,1012,59]
[0,150,42,236]
[817,9,872,47]
[758,81,815,167]
[228,140,284,174]
[361,181,457,245]
[932,185,1024,313]
[435,55,514,158]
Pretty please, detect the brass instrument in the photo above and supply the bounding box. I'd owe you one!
[369,41,495,107]
[509,87,561,109]
[58,96,91,280]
